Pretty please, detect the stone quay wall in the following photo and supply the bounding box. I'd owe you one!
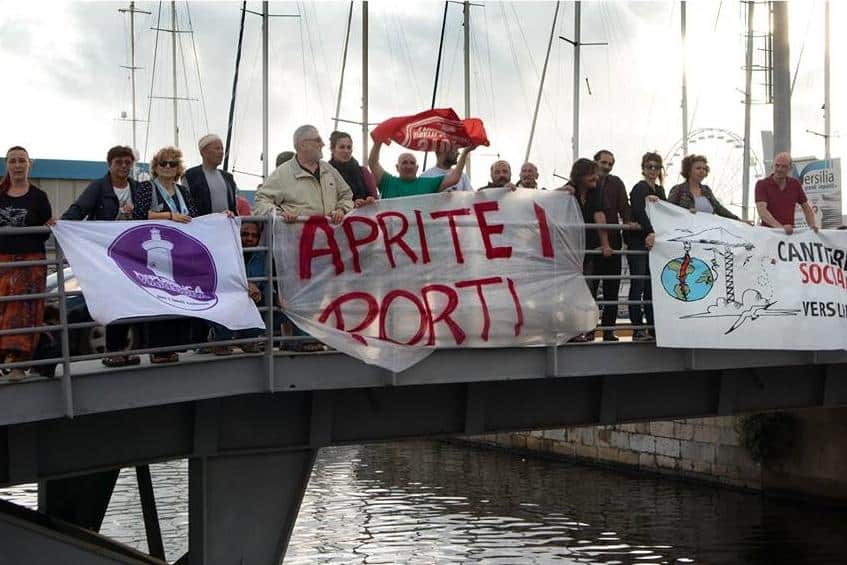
[469,416,762,489]
[465,407,847,500]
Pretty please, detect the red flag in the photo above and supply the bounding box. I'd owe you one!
[371,108,490,152]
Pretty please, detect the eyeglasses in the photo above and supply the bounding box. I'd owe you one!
[158,160,180,168]
[304,137,324,145]
[644,164,662,171]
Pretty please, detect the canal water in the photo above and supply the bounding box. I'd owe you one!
[3,440,846,564]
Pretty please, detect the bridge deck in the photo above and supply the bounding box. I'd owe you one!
[3,343,846,428]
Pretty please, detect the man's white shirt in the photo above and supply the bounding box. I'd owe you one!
[420,166,474,192]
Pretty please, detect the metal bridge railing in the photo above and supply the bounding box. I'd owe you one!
[0,218,655,414]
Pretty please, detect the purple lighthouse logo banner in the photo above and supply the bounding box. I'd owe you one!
[108,225,219,311]
[51,215,265,331]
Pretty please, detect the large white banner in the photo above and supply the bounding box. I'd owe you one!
[274,189,597,372]
[52,214,265,330]
[649,200,847,350]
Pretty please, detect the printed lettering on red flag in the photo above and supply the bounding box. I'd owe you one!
[273,190,596,372]
[370,107,490,152]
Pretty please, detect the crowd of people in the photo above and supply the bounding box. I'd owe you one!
[0,122,822,381]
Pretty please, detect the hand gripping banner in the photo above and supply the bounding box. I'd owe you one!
[274,189,597,372]
[648,200,847,350]
[370,107,490,152]
[52,214,265,330]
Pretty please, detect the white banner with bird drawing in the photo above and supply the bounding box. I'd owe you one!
[648,200,847,350]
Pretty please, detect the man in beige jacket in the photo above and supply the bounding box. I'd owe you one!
[255,124,353,224]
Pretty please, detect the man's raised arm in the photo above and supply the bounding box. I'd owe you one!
[368,139,386,186]
[439,145,476,191]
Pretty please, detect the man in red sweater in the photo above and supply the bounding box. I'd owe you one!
[755,152,818,234]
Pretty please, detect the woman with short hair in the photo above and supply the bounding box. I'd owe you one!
[627,152,667,342]
[668,155,740,220]
[62,145,142,367]
[0,146,54,381]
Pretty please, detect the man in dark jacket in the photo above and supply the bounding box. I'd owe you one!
[62,145,140,221]
[590,149,636,342]
[61,145,141,367]
[184,134,239,217]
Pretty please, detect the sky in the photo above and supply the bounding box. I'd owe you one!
[1,0,844,214]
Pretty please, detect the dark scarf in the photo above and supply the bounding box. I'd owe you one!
[330,157,369,200]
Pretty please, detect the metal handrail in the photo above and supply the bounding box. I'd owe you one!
[2,216,660,414]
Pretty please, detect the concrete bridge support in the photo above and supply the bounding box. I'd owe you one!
[187,449,317,564]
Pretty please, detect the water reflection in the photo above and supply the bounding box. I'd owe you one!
[2,440,846,564]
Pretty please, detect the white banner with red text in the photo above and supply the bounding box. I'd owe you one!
[648,200,847,350]
[52,214,265,330]
[274,189,597,372]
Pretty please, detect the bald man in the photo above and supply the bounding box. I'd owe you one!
[516,162,539,188]
[184,133,239,216]
[755,152,818,234]
[368,137,475,199]
[479,160,516,190]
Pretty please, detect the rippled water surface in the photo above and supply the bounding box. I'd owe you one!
[3,440,846,564]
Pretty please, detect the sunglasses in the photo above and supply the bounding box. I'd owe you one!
[158,160,180,168]
[644,164,662,171]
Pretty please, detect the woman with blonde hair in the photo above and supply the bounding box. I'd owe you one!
[133,146,197,363]
[0,146,54,381]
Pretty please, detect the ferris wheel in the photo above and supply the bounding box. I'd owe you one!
[664,128,765,216]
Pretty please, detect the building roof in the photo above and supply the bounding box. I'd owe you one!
[0,158,149,181]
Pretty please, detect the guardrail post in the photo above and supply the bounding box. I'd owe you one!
[54,244,74,418]
[264,216,275,392]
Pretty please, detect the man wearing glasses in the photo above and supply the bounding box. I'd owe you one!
[255,125,353,224]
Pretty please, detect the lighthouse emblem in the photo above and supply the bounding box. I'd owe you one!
[142,228,175,280]
[108,224,218,311]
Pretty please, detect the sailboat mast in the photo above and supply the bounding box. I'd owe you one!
[223,2,247,173]
[262,1,269,181]
[171,1,178,147]
[824,0,831,160]
[422,1,449,172]
[572,1,581,162]
[334,1,354,132]
[362,1,369,163]
[741,1,754,221]
[130,2,138,152]
[526,1,560,163]
[463,0,471,179]
[680,1,688,156]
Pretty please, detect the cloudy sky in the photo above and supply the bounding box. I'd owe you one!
[1,0,844,212]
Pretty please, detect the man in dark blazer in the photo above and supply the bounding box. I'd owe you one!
[184,134,239,217]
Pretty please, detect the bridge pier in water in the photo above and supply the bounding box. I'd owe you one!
[188,449,317,564]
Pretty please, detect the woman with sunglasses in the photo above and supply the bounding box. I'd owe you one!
[626,152,667,342]
[133,146,198,363]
